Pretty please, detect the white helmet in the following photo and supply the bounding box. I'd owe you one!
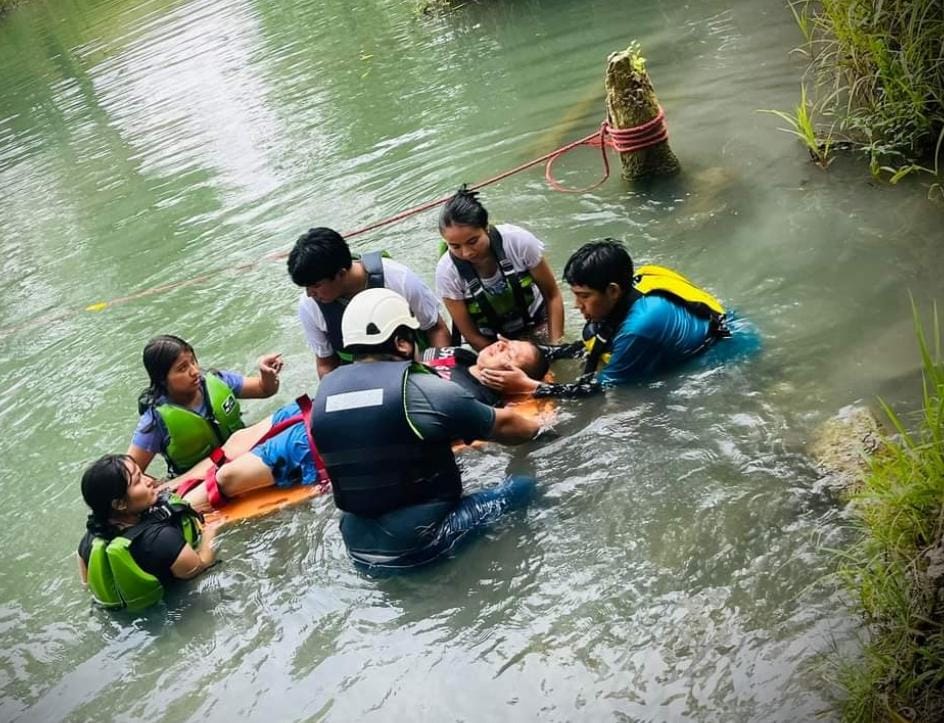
[342,288,420,348]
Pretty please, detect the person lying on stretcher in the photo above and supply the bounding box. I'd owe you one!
[167,338,560,513]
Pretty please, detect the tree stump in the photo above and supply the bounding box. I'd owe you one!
[605,44,680,181]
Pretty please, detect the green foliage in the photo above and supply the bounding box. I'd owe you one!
[760,84,834,167]
[783,0,944,182]
[836,301,944,722]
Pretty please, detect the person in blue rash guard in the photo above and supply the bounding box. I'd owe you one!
[311,288,547,572]
[563,239,741,386]
[477,239,755,397]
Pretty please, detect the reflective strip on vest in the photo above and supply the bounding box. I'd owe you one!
[312,360,461,517]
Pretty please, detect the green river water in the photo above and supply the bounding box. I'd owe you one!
[1,0,943,719]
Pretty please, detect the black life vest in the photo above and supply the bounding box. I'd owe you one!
[449,226,538,340]
[421,347,501,406]
[315,251,386,358]
[311,360,462,517]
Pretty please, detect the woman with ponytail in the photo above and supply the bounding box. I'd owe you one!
[77,455,217,607]
[128,335,284,478]
[436,186,564,350]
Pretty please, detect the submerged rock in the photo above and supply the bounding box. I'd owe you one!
[808,403,883,491]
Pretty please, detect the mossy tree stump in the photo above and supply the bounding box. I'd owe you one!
[605,44,680,181]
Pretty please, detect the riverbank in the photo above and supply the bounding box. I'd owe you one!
[786,0,943,184]
[835,309,944,721]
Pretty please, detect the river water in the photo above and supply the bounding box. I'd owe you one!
[1,0,943,719]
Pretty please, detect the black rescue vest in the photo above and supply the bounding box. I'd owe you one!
[311,360,462,517]
[449,226,537,340]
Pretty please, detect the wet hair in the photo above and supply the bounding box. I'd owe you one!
[287,227,352,287]
[520,343,551,380]
[563,239,634,293]
[347,326,416,360]
[137,335,196,414]
[81,454,133,538]
[439,185,489,231]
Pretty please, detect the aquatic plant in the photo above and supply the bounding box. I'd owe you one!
[781,0,944,182]
[760,85,835,168]
[833,301,944,722]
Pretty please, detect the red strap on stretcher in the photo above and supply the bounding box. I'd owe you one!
[175,395,329,507]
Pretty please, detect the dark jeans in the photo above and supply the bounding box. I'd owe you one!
[339,475,536,572]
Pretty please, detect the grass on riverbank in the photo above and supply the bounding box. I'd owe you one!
[835,304,944,721]
[782,0,944,185]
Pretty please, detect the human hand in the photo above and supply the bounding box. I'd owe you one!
[258,353,283,388]
[533,407,559,438]
[480,366,538,394]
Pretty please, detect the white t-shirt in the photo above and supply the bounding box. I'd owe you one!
[298,257,442,358]
[435,223,545,319]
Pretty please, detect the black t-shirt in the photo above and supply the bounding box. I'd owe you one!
[421,347,502,407]
[78,518,188,588]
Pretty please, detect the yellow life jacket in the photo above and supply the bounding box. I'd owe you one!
[583,264,727,371]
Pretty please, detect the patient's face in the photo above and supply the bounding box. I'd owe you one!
[477,339,541,378]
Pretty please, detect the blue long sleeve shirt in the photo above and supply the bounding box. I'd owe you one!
[597,295,712,385]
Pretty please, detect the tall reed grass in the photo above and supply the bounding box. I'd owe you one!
[783,0,944,183]
[835,302,944,721]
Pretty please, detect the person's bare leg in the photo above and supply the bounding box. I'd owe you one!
[172,416,274,494]
[222,417,274,458]
[182,453,276,513]
[216,454,276,497]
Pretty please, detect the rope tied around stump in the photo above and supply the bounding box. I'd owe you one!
[544,106,670,193]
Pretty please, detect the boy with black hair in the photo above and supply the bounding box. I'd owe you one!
[287,227,451,378]
[562,239,729,385]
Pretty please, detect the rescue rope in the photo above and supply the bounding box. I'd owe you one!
[1,109,670,335]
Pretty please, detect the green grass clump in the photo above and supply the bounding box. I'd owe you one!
[781,0,944,183]
[836,303,944,721]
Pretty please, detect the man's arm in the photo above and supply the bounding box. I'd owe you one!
[424,316,452,349]
[316,354,340,379]
[488,406,541,444]
[299,297,337,378]
[407,373,547,446]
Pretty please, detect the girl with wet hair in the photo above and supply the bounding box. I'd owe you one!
[436,186,564,351]
[128,334,285,478]
[76,454,217,600]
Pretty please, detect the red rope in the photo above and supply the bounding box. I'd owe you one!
[339,107,669,231]
[60,109,670,321]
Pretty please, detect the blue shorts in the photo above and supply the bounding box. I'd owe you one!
[271,400,302,426]
[250,421,316,488]
[340,474,536,572]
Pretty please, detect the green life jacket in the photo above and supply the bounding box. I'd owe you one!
[582,264,729,374]
[155,372,244,476]
[447,226,538,341]
[86,495,202,611]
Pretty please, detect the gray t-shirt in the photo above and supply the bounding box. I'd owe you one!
[404,371,495,444]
